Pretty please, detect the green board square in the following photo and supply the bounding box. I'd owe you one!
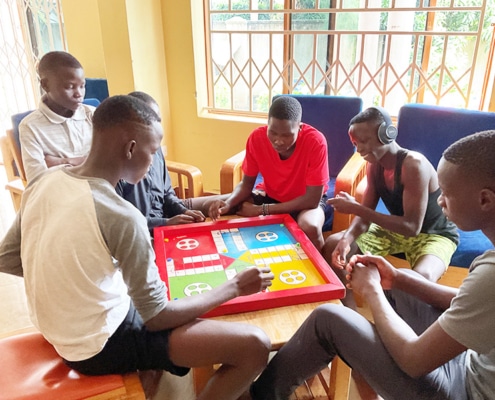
[169,270,227,299]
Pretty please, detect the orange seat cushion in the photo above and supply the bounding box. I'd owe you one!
[0,332,125,400]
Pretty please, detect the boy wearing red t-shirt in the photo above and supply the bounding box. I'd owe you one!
[209,96,329,250]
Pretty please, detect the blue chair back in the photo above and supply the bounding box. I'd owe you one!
[394,103,495,267]
[285,95,363,178]
[84,78,109,102]
[11,110,33,154]
[397,103,495,169]
[82,97,101,107]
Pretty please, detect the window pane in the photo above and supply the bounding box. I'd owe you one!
[204,0,493,113]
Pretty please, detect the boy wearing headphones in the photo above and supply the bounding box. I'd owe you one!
[323,107,458,308]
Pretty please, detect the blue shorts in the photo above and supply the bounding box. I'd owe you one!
[63,303,190,376]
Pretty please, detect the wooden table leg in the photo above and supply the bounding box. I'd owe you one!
[328,356,351,400]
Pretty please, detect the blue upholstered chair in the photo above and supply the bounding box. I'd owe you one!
[287,95,363,231]
[220,94,364,232]
[84,78,109,102]
[396,104,495,267]
[82,97,101,108]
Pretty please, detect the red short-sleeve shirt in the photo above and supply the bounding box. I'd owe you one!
[242,123,329,203]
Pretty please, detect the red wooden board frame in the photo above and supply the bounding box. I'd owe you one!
[154,215,345,317]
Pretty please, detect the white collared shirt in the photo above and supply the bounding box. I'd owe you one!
[19,97,94,182]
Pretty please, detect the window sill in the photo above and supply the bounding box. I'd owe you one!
[198,108,267,126]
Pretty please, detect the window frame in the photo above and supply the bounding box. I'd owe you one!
[196,0,493,118]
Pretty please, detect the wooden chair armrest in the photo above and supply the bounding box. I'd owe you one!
[5,179,25,192]
[5,179,25,212]
[332,152,367,233]
[220,150,245,194]
[167,160,204,199]
[1,136,15,182]
[6,129,27,182]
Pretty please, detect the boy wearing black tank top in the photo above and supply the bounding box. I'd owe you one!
[323,106,458,309]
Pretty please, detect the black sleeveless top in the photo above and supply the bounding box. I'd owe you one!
[372,149,459,244]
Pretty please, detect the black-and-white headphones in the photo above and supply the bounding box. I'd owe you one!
[370,106,398,144]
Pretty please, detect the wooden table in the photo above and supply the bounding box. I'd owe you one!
[194,300,351,400]
[172,216,350,398]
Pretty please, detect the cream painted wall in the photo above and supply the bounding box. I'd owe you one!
[96,0,135,96]
[125,0,174,157]
[160,1,263,192]
[61,0,106,78]
[61,0,175,158]
[62,0,268,192]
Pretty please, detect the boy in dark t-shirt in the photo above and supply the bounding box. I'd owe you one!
[116,91,228,234]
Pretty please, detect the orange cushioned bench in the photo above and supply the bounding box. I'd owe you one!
[0,332,144,400]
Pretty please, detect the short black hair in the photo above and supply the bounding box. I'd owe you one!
[38,51,83,77]
[93,95,160,133]
[443,130,495,182]
[128,91,157,106]
[349,107,386,127]
[269,96,302,122]
[128,91,161,122]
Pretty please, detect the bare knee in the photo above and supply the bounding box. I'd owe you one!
[412,256,447,282]
[413,267,443,282]
[298,221,323,250]
[239,326,271,369]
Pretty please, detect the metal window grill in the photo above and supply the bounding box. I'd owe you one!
[204,0,491,116]
[0,0,66,138]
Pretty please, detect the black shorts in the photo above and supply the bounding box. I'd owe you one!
[63,303,190,377]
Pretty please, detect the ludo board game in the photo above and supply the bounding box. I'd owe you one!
[154,214,345,317]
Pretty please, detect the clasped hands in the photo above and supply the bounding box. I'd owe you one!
[335,252,397,295]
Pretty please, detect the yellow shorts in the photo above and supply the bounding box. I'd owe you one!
[356,223,457,268]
